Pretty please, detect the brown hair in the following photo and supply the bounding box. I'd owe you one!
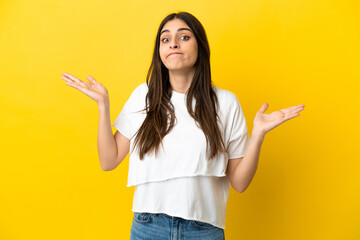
[132,11,227,160]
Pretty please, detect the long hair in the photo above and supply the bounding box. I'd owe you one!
[132,11,227,160]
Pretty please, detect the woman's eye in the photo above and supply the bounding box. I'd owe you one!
[161,35,190,43]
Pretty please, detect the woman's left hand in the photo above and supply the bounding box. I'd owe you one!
[253,103,305,136]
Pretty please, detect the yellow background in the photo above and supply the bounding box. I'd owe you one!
[1,0,359,239]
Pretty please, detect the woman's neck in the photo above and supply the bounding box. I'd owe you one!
[168,67,195,94]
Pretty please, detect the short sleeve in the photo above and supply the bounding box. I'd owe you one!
[226,93,250,159]
[112,83,147,140]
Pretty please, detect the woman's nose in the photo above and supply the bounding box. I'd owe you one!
[170,40,179,49]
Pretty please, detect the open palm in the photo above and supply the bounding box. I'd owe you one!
[61,72,108,104]
[253,103,305,135]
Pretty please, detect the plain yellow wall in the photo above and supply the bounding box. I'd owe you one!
[1,0,359,239]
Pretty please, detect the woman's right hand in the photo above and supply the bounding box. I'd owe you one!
[61,72,109,105]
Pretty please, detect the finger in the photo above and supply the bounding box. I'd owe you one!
[62,72,82,84]
[284,105,300,111]
[65,82,81,90]
[295,107,305,113]
[290,106,305,114]
[63,75,89,88]
[61,75,78,85]
[284,104,305,112]
[61,76,74,83]
[294,104,305,109]
[259,103,268,113]
[283,105,304,114]
[77,80,90,88]
[86,75,98,84]
[280,108,293,116]
[65,82,88,94]
[63,76,87,87]
[287,113,301,120]
[281,110,301,120]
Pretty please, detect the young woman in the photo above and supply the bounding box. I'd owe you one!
[61,11,305,240]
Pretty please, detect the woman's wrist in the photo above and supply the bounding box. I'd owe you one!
[251,128,265,142]
[98,96,110,110]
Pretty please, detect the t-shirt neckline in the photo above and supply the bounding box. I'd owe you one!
[172,90,187,96]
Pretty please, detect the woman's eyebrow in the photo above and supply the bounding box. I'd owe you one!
[160,28,192,36]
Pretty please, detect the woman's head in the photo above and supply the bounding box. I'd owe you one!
[152,12,211,83]
[156,12,210,74]
[133,11,226,160]
[159,18,198,73]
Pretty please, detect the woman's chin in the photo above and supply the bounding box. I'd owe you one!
[167,66,192,72]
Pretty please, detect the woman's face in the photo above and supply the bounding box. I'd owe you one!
[159,18,198,72]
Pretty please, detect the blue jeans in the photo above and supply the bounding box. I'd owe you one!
[130,212,225,240]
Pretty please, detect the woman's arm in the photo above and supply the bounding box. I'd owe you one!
[97,100,119,170]
[229,130,264,193]
[97,99,130,171]
[61,72,129,171]
[229,102,305,193]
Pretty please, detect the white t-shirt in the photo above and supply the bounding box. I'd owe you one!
[112,82,250,229]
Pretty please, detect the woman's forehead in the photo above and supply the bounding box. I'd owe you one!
[161,19,190,32]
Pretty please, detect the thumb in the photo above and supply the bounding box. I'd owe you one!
[259,102,268,113]
[87,75,97,83]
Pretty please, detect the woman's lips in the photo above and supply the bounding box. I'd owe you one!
[168,52,182,57]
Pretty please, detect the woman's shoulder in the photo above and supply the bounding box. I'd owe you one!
[128,82,149,98]
[213,85,245,121]
[213,85,239,105]
[134,82,149,93]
